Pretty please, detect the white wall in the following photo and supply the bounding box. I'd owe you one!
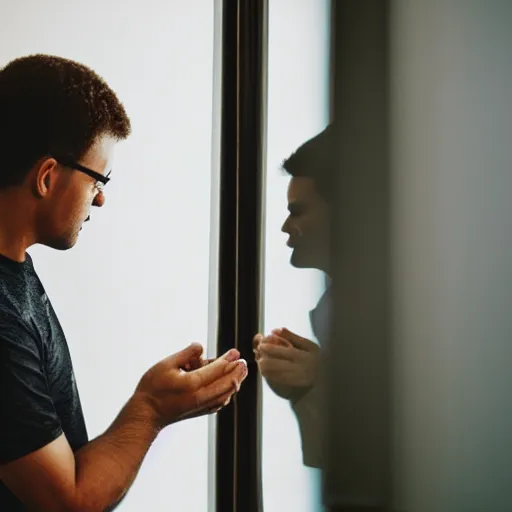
[0,2,214,510]
[262,1,330,511]
[391,1,512,510]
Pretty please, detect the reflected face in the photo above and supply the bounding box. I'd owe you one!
[281,177,330,271]
[39,135,116,250]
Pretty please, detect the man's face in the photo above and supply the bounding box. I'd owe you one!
[281,176,330,271]
[38,135,116,250]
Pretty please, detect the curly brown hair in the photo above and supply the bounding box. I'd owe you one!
[0,54,131,189]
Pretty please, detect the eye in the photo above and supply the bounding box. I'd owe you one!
[288,207,304,218]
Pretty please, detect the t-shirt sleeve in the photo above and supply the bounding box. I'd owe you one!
[0,314,63,464]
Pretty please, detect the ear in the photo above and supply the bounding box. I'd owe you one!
[33,157,59,198]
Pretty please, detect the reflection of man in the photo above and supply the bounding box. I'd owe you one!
[254,125,335,467]
[0,55,247,511]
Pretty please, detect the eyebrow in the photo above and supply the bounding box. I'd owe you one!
[288,201,307,213]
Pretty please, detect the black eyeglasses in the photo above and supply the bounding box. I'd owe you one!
[52,154,111,191]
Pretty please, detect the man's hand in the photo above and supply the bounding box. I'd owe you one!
[181,355,215,372]
[135,343,248,428]
[253,328,320,402]
[0,343,247,512]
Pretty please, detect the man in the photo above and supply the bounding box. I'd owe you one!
[0,54,247,511]
[254,124,335,468]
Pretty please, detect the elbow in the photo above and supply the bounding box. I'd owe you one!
[68,486,125,512]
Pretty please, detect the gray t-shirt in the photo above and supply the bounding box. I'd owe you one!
[0,252,88,510]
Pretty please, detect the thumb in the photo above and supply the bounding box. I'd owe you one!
[274,328,317,352]
[168,342,204,368]
[253,333,264,350]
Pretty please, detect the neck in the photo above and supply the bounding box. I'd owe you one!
[315,254,331,277]
[0,190,37,262]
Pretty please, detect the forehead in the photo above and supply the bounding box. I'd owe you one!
[80,134,117,174]
[287,176,320,203]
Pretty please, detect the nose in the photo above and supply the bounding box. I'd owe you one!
[281,216,291,234]
[93,191,105,207]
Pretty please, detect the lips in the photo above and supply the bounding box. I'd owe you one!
[80,215,90,232]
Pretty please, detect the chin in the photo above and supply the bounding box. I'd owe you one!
[290,251,310,269]
[291,248,324,270]
[44,233,79,251]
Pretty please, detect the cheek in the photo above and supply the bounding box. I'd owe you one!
[297,216,316,235]
[62,189,93,224]
[308,210,330,236]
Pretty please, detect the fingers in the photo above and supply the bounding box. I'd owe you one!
[168,343,204,368]
[192,353,246,388]
[254,333,291,348]
[258,358,295,383]
[220,349,240,363]
[198,388,236,417]
[253,335,263,361]
[195,359,248,406]
[266,334,292,348]
[166,343,240,371]
[272,328,317,352]
[253,334,291,364]
[258,343,296,361]
[253,334,264,351]
[183,356,216,372]
[184,385,238,420]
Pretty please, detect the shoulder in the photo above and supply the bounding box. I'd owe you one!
[0,308,42,360]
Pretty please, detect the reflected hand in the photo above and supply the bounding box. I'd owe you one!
[135,344,248,428]
[253,328,320,402]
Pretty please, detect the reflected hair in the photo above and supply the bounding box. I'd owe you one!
[281,123,337,204]
[0,54,131,189]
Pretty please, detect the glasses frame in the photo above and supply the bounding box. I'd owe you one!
[52,155,111,191]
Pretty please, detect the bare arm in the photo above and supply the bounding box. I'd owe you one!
[0,344,247,511]
[0,393,158,511]
[74,393,160,510]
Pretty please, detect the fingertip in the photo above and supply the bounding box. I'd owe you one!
[223,348,240,362]
[189,342,203,353]
[237,359,248,378]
